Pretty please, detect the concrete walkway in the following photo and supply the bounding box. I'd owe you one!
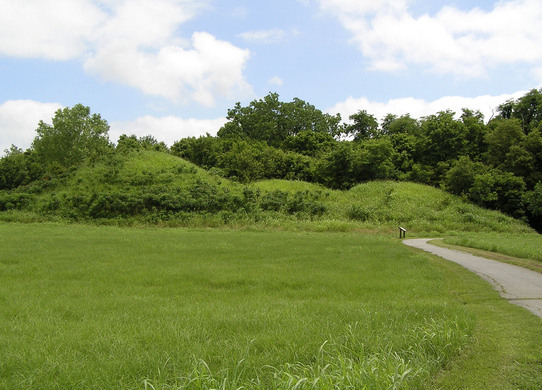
[403,239,542,319]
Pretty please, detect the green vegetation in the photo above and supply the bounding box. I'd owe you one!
[2,89,542,230]
[0,91,541,389]
[1,223,540,389]
[0,147,533,234]
[442,232,542,262]
[431,239,542,273]
[171,89,542,231]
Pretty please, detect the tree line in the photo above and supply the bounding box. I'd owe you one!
[1,89,542,230]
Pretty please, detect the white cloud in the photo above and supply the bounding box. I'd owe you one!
[328,90,529,124]
[0,0,104,60]
[0,0,251,106]
[238,29,287,44]
[318,0,542,77]
[0,100,63,154]
[110,115,226,146]
[85,31,251,106]
[269,76,284,86]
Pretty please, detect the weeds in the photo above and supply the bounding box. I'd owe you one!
[140,318,472,390]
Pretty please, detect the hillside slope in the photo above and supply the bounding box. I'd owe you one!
[0,150,532,233]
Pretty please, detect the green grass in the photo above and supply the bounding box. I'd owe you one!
[431,238,542,273]
[1,223,540,389]
[442,232,542,262]
[249,179,532,234]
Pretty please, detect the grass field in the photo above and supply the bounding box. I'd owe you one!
[0,223,540,389]
[443,233,542,262]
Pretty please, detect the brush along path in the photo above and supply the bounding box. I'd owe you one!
[403,239,542,319]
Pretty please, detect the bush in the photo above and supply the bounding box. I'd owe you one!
[347,204,374,221]
[260,190,288,211]
[0,192,34,211]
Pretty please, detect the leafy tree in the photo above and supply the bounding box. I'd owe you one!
[444,156,486,197]
[461,109,488,158]
[116,134,168,153]
[282,130,336,156]
[217,93,341,147]
[344,109,379,140]
[171,135,220,168]
[523,128,542,186]
[116,134,141,153]
[0,146,43,189]
[384,114,421,176]
[485,118,525,168]
[382,114,420,136]
[497,99,514,120]
[470,170,526,219]
[32,104,111,171]
[498,88,542,133]
[315,142,356,189]
[419,111,469,164]
[524,182,542,231]
[138,135,168,152]
[514,88,542,132]
[217,141,266,183]
[352,138,397,182]
[504,145,534,180]
[407,163,434,185]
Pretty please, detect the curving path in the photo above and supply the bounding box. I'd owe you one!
[403,239,542,319]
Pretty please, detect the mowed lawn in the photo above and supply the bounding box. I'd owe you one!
[0,223,540,389]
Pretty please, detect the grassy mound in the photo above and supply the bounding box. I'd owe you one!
[0,150,533,234]
[252,179,531,234]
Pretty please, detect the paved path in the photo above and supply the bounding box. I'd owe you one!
[403,239,542,319]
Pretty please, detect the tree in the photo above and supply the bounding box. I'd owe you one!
[344,110,379,140]
[419,111,469,164]
[116,134,141,153]
[170,135,220,168]
[523,128,542,186]
[352,138,397,182]
[282,130,336,156]
[32,104,111,171]
[0,146,43,189]
[217,93,341,147]
[524,182,542,231]
[315,142,356,189]
[470,169,526,219]
[444,156,486,197]
[485,118,525,168]
[498,88,542,133]
[504,145,534,180]
[138,135,168,152]
[461,109,488,158]
[383,114,421,176]
[217,141,266,183]
[382,114,420,137]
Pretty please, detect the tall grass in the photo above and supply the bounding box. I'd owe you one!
[140,317,471,389]
[253,180,532,234]
[0,223,475,389]
[443,232,542,262]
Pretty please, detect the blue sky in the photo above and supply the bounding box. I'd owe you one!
[1,0,541,153]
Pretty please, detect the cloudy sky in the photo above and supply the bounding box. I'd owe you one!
[1,0,541,153]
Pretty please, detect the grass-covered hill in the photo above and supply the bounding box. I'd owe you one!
[0,149,532,234]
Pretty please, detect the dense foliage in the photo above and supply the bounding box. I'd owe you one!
[2,90,542,230]
[172,90,542,231]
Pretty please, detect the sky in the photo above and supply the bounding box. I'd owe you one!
[1,0,542,154]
